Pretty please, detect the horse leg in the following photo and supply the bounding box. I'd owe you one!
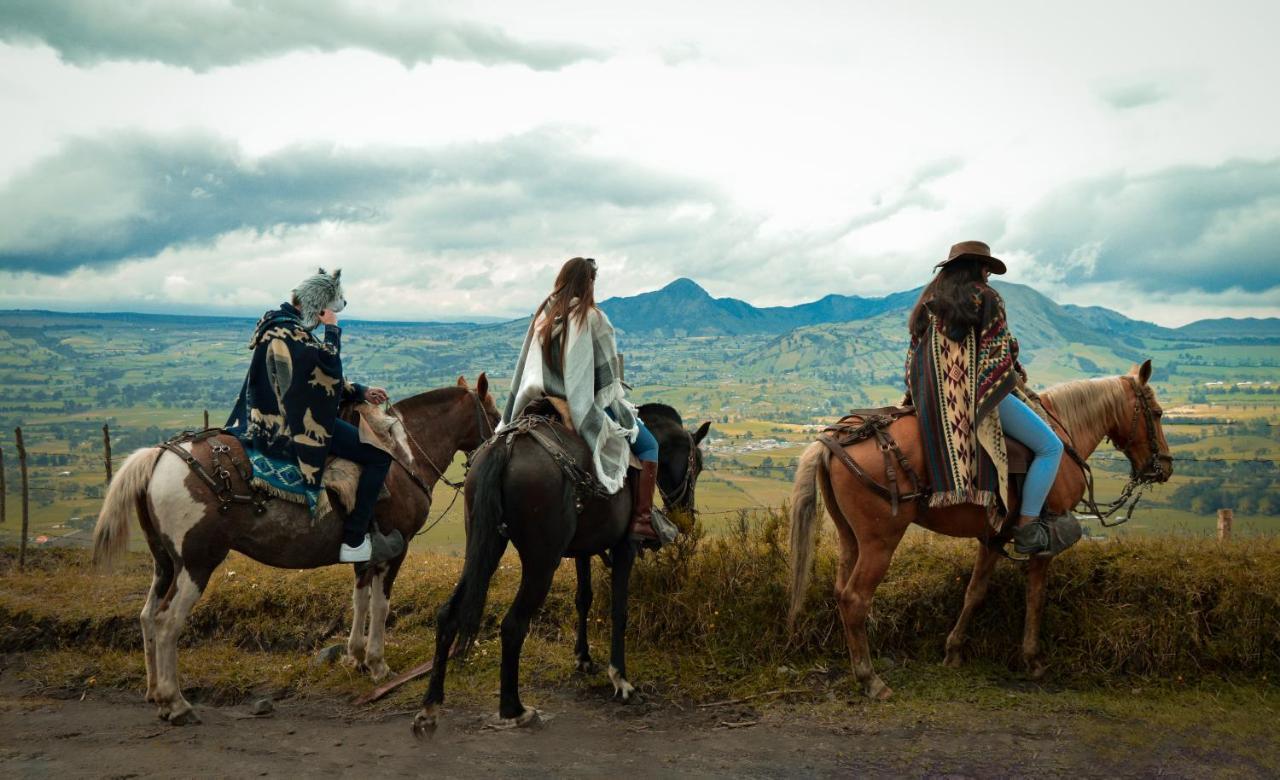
[138,519,176,704]
[573,555,597,673]
[344,565,375,671]
[830,510,859,597]
[607,539,639,703]
[835,523,905,700]
[152,564,215,725]
[365,556,404,682]
[1022,556,1051,679]
[943,543,1001,668]
[497,555,559,724]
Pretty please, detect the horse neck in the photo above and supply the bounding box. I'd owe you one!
[396,394,469,486]
[1041,378,1126,462]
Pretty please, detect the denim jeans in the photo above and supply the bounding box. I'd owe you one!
[328,418,392,546]
[605,407,659,463]
[997,394,1064,518]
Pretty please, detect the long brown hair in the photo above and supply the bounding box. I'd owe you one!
[538,257,598,367]
[908,256,988,341]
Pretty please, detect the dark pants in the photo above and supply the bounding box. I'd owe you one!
[329,418,392,547]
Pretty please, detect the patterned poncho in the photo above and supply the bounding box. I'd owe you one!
[501,299,638,495]
[225,303,366,500]
[905,284,1023,526]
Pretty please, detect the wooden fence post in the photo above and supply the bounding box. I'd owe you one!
[203,409,210,430]
[0,444,6,526]
[1217,508,1233,541]
[15,428,29,571]
[103,423,113,484]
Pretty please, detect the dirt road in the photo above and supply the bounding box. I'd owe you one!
[2,671,1275,779]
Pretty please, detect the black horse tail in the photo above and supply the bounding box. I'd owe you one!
[452,441,512,654]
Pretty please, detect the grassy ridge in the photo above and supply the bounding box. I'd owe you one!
[4,511,1278,697]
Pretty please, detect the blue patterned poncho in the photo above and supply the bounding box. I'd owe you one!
[225,303,366,503]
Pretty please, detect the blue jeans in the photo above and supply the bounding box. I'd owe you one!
[328,418,392,546]
[997,394,1063,518]
[606,408,659,463]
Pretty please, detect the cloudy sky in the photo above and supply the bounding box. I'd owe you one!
[1,0,1277,326]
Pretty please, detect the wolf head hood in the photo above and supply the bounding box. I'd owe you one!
[291,268,346,330]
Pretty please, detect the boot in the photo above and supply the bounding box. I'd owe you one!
[630,461,660,549]
[1013,512,1082,557]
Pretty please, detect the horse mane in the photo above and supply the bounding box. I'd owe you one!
[637,402,683,426]
[1040,377,1129,443]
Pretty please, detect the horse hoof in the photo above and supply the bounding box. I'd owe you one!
[1027,661,1048,681]
[412,709,438,740]
[608,665,638,704]
[575,659,600,675]
[367,661,392,682]
[168,707,201,726]
[489,707,544,729]
[866,679,893,701]
[942,651,963,669]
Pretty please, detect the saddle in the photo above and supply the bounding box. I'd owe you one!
[818,405,1039,518]
[516,396,642,470]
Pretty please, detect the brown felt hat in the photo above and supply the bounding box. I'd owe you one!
[933,240,1007,275]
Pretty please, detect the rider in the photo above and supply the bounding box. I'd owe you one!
[501,257,662,547]
[225,268,404,564]
[905,241,1068,556]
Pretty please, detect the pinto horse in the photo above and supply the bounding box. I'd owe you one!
[92,376,500,725]
[789,361,1173,699]
[413,403,710,734]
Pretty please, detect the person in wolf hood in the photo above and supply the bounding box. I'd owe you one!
[502,256,663,547]
[904,241,1075,557]
[225,268,404,563]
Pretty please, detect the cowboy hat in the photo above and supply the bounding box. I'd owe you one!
[933,240,1007,275]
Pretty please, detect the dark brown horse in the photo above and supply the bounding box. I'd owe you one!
[789,362,1172,698]
[93,376,500,725]
[413,403,710,734]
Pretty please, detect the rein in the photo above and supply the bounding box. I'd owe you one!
[390,389,496,537]
[1043,376,1165,528]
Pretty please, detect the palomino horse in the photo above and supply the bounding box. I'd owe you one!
[93,376,500,725]
[789,361,1172,699]
[413,403,710,735]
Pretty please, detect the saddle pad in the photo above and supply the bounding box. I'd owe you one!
[246,448,321,512]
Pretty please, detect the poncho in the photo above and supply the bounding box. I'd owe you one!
[905,284,1023,526]
[501,299,638,495]
[225,303,365,502]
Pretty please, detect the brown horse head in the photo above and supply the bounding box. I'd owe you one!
[1112,359,1174,483]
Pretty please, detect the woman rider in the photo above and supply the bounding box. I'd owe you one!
[905,241,1071,556]
[501,257,662,546]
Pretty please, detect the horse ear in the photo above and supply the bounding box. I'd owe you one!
[317,266,326,274]
[332,268,342,281]
[456,375,468,388]
[476,372,489,398]
[692,420,712,445]
[1131,359,1153,385]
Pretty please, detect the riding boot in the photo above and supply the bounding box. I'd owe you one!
[630,461,660,549]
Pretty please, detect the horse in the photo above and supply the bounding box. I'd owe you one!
[788,360,1173,699]
[92,376,501,725]
[413,403,711,735]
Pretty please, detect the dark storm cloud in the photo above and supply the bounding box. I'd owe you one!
[1010,158,1280,293]
[0,130,717,274]
[0,0,602,71]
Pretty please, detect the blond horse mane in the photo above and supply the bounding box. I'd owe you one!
[1039,376,1131,444]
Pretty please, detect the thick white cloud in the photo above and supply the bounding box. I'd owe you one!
[0,1,1278,324]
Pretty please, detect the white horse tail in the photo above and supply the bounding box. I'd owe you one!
[788,440,827,629]
[93,447,161,570]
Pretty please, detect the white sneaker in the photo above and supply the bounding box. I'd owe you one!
[339,535,372,563]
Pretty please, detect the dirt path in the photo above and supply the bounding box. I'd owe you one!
[1,672,1274,779]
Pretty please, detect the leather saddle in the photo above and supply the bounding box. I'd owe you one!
[516,396,642,471]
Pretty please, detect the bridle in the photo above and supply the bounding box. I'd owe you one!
[389,389,497,535]
[658,430,700,511]
[1052,375,1168,528]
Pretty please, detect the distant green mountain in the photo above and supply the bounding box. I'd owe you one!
[597,277,919,336]
[1174,317,1280,341]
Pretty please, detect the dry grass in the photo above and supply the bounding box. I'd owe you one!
[3,510,1278,705]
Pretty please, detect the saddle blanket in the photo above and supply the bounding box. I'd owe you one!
[246,447,321,512]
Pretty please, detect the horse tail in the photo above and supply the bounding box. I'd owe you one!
[453,442,512,654]
[93,447,161,570]
[788,441,827,629]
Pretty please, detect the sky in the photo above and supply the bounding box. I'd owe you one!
[0,0,1277,326]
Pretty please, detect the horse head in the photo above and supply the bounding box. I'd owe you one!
[1109,359,1174,484]
[456,373,501,451]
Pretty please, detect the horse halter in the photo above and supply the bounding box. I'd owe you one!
[659,431,700,511]
[1113,375,1168,483]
